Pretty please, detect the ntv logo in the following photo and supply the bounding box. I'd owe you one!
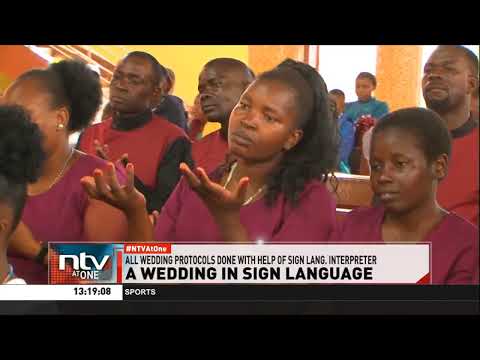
[59,252,110,280]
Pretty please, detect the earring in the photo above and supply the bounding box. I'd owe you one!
[56,123,65,131]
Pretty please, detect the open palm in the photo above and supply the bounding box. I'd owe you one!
[179,163,249,216]
[80,162,146,214]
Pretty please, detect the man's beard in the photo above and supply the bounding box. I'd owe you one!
[424,95,452,114]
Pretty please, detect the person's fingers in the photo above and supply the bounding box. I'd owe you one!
[196,167,223,195]
[96,147,107,160]
[80,176,100,199]
[105,162,122,194]
[149,210,160,226]
[234,177,250,202]
[94,141,109,160]
[196,167,213,187]
[93,169,111,197]
[125,163,135,193]
[121,153,129,167]
[180,163,201,189]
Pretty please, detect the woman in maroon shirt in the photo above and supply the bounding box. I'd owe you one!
[339,107,478,284]
[81,59,340,244]
[3,60,128,284]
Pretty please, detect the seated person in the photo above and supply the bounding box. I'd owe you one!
[0,105,44,284]
[4,60,129,284]
[338,108,478,284]
[81,59,340,244]
[329,95,354,172]
[344,72,389,123]
[77,51,192,213]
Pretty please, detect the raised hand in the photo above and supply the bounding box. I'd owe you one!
[93,140,129,168]
[179,162,249,217]
[94,139,109,160]
[80,162,146,215]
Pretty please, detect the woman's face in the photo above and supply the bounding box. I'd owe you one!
[228,79,303,163]
[4,79,67,155]
[369,128,442,214]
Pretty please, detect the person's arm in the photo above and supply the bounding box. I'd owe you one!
[339,117,356,165]
[136,137,193,213]
[179,163,251,243]
[83,199,129,242]
[445,232,479,284]
[372,101,389,119]
[80,163,154,242]
[7,222,47,265]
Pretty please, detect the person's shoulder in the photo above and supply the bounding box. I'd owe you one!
[374,98,389,107]
[345,206,383,224]
[299,180,336,202]
[75,151,108,167]
[81,119,109,136]
[151,114,188,138]
[345,101,357,109]
[71,151,128,186]
[160,95,185,109]
[169,95,185,105]
[443,213,479,241]
[194,130,221,145]
[73,151,120,175]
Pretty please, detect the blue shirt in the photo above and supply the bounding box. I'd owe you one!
[337,113,355,169]
[344,97,389,123]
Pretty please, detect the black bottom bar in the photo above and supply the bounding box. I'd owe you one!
[1,285,478,315]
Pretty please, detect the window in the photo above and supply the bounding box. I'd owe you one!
[318,46,378,103]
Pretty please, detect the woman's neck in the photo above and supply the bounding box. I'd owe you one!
[230,156,282,190]
[28,142,74,195]
[384,198,445,234]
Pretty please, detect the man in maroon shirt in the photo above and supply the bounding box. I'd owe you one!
[422,45,479,225]
[78,51,192,213]
[192,58,255,174]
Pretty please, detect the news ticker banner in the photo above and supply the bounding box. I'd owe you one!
[0,285,123,301]
[47,243,431,285]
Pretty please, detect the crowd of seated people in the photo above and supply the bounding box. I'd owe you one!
[0,45,477,285]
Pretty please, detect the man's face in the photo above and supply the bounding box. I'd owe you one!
[198,64,249,124]
[109,56,159,115]
[355,78,375,101]
[422,47,476,114]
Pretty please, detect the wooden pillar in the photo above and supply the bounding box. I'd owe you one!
[248,45,306,75]
[375,45,422,111]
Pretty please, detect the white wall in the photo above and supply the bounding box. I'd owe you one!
[318,45,378,103]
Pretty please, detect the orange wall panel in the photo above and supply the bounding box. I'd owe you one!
[0,45,48,92]
[375,45,422,111]
[248,45,306,75]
